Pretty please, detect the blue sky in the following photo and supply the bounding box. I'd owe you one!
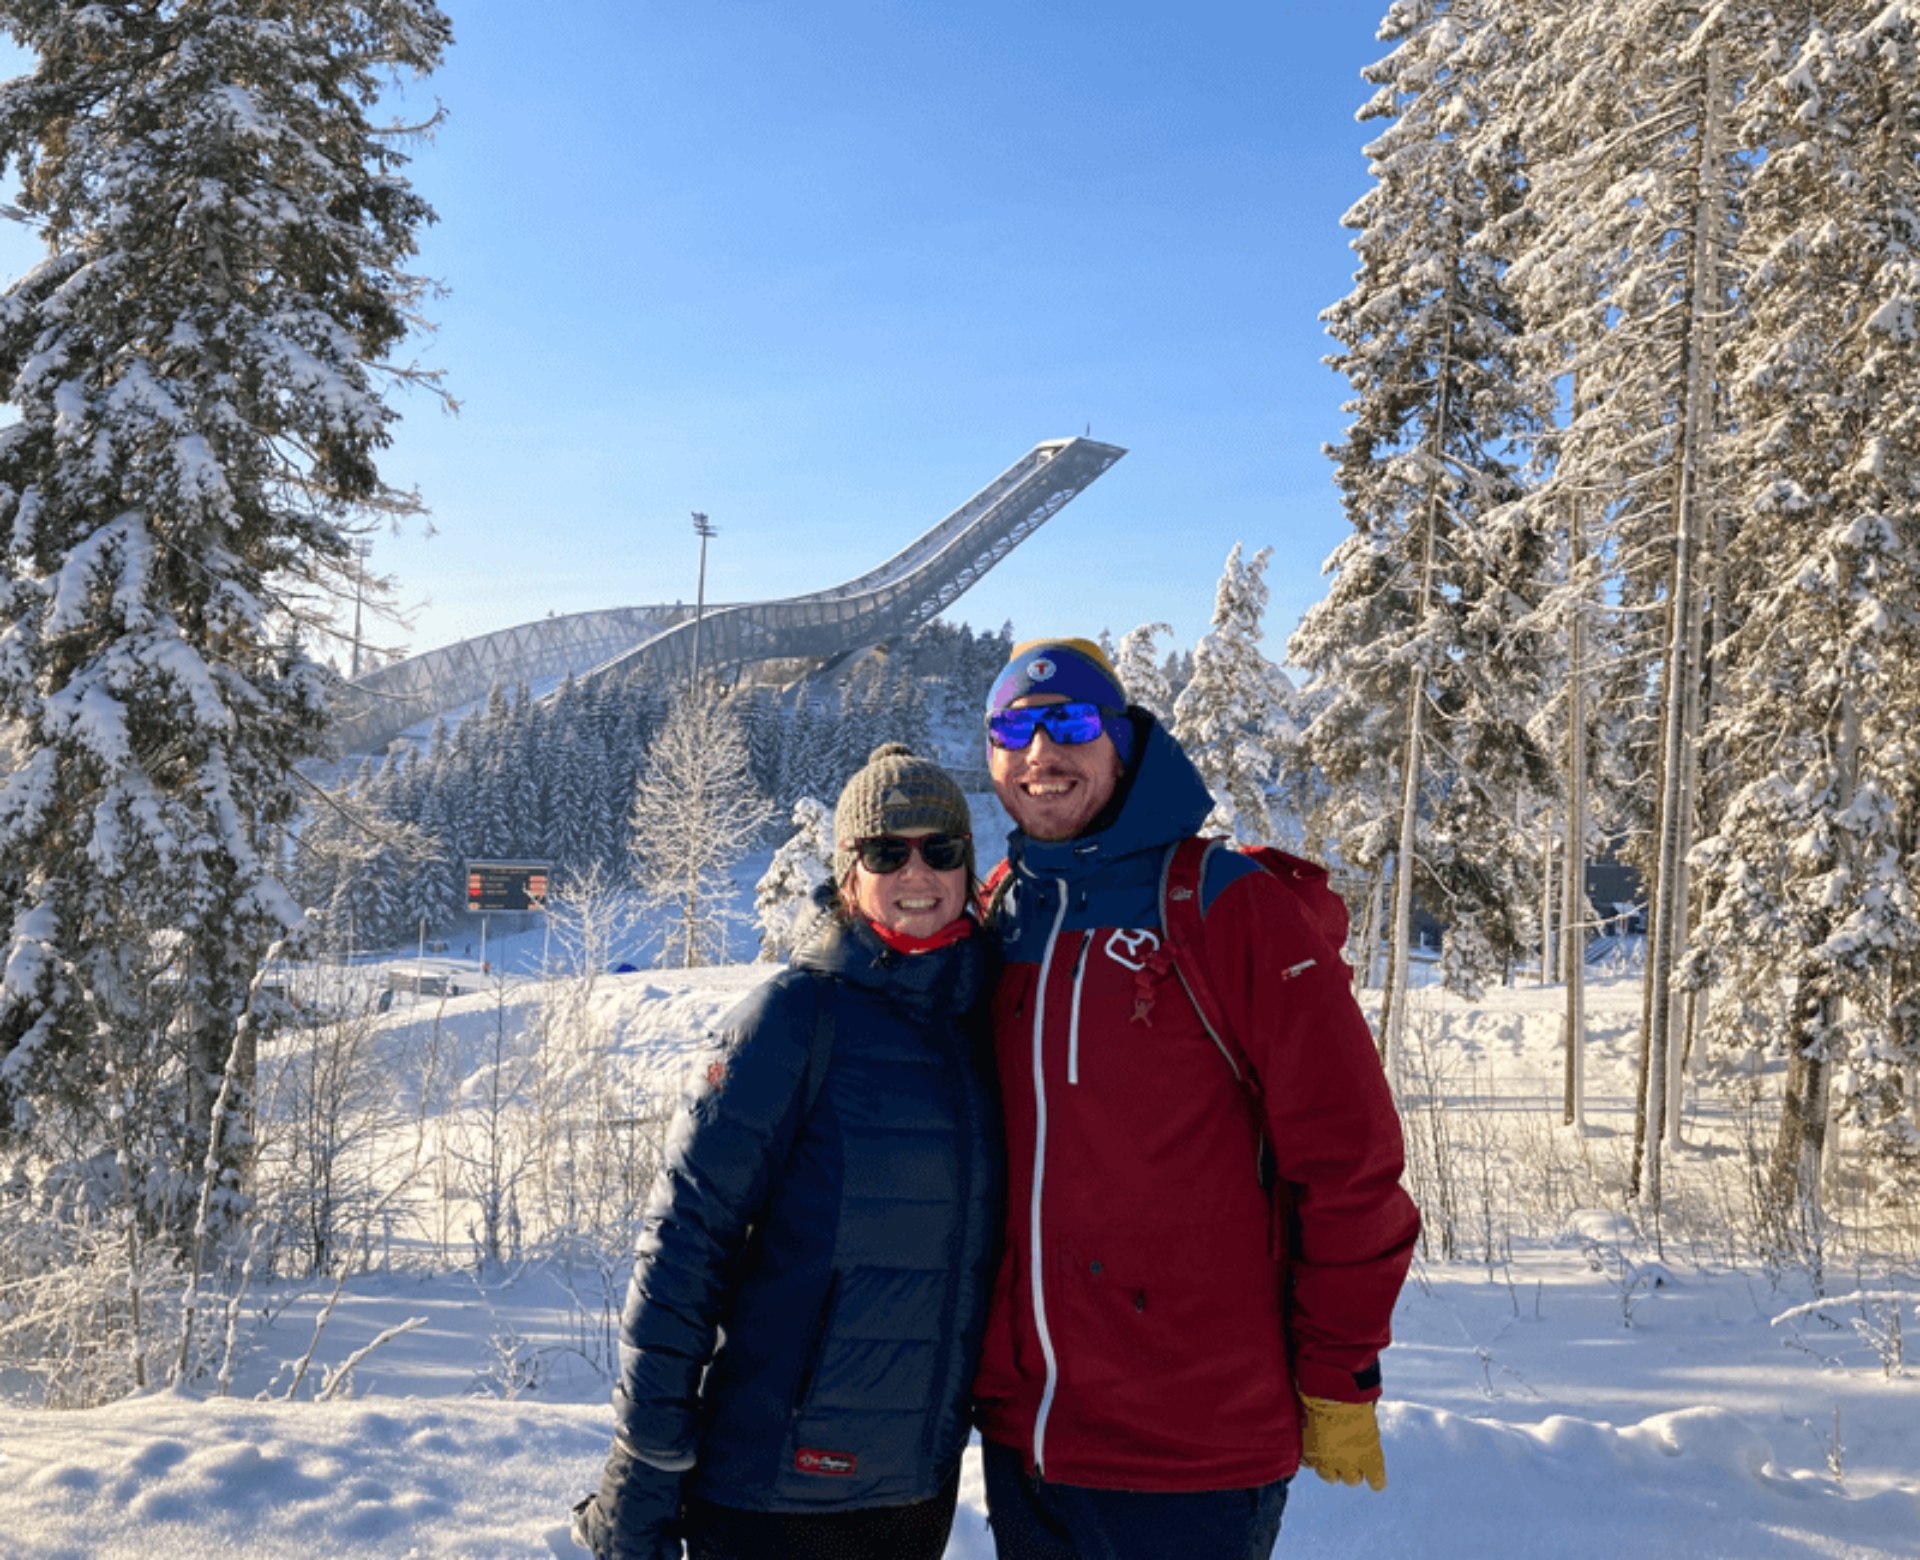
[6,2,1396,673]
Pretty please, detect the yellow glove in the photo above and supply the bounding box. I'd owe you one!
[1299,1395,1387,1491]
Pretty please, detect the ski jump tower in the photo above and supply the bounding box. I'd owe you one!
[330,436,1126,755]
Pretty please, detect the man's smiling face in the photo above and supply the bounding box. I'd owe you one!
[989,694,1123,842]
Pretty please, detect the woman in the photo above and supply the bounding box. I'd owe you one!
[574,743,1000,1560]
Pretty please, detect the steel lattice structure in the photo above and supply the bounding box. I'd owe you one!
[330,437,1126,753]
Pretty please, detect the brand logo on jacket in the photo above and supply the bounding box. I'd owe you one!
[1104,927,1161,970]
[795,1447,859,1476]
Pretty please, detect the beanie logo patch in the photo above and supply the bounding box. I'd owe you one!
[884,788,910,806]
[1027,657,1057,682]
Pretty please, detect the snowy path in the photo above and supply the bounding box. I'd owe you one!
[1,1386,1912,1560]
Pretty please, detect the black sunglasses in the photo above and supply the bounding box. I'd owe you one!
[852,833,971,875]
[986,701,1121,751]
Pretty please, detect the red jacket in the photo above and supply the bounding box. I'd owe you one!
[972,718,1419,1491]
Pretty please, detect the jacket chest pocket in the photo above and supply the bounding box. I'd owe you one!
[1055,947,1242,1106]
[1055,930,1172,1083]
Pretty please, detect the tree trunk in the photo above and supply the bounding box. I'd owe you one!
[1632,604,1670,1196]
[1381,249,1459,1068]
[1769,976,1835,1230]
[1768,663,1861,1245]
[1539,819,1555,985]
[1355,865,1387,996]
[1638,40,1727,1213]
[1380,687,1423,1067]
[1664,510,1712,1150]
[1562,494,1590,1128]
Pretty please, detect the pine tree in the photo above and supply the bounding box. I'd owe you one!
[0,0,451,1227]
[507,759,543,864]
[1294,0,1549,1049]
[547,727,597,877]
[397,826,454,948]
[731,683,786,800]
[887,661,935,764]
[779,689,833,811]
[821,681,866,802]
[1504,0,1756,1203]
[1172,545,1295,846]
[1113,623,1177,724]
[754,797,835,963]
[414,751,460,888]
[1688,5,1920,1212]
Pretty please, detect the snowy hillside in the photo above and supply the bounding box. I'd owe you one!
[1,959,1915,1560]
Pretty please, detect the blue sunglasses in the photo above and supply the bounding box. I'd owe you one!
[986,701,1123,751]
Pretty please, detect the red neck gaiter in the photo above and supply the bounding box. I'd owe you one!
[869,917,974,955]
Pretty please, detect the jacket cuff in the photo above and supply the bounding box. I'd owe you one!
[613,1432,697,1474]
[1295,1356,1383,1403]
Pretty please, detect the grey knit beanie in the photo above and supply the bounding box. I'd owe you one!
[833,743,974,885]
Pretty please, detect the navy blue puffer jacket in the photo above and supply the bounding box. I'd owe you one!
[610,907,1001,1512]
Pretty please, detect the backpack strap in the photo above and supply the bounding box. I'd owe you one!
[1157,836,1258,1097]
[979,857,1015,932]
[1159,836,1286,1243]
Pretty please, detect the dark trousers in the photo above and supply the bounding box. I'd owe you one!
[684,1463,960,1560]
[982,1438,1290,1560]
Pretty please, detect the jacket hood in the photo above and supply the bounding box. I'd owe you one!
[790,881,989,1017]
[1005,711,1213,880]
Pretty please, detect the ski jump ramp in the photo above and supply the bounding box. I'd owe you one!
[330,437,1127,754]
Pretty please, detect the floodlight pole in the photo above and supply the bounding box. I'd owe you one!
[689,511,717,694]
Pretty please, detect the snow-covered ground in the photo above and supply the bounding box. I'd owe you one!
[2,916,1916,1558]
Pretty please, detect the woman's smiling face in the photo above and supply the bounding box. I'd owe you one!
[847,826,968,937]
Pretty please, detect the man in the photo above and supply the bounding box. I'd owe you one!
[971,638,1419,1560]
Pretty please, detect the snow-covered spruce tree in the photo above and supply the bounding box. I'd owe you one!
[1173,544,1297,847]
[1112,622,1176,725]
[1688,6,1920,1217]
[0,0,451,1234]
[1503,0,1757,1204]
[753,796,834,963]
[394,824,454,946]
[731,682,786,802]
[1295,0,1550,1058]
[880,656,934,763]
[546,726,604,880]
[629,683,775,969]
[778,686,835,812]
[829,657,893,795]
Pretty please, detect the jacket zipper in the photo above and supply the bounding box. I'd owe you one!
[1029,886,1071,1473]
[791,1270,839,1412]
[923,1009,974,1483]
[1066,934,1092,1085]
